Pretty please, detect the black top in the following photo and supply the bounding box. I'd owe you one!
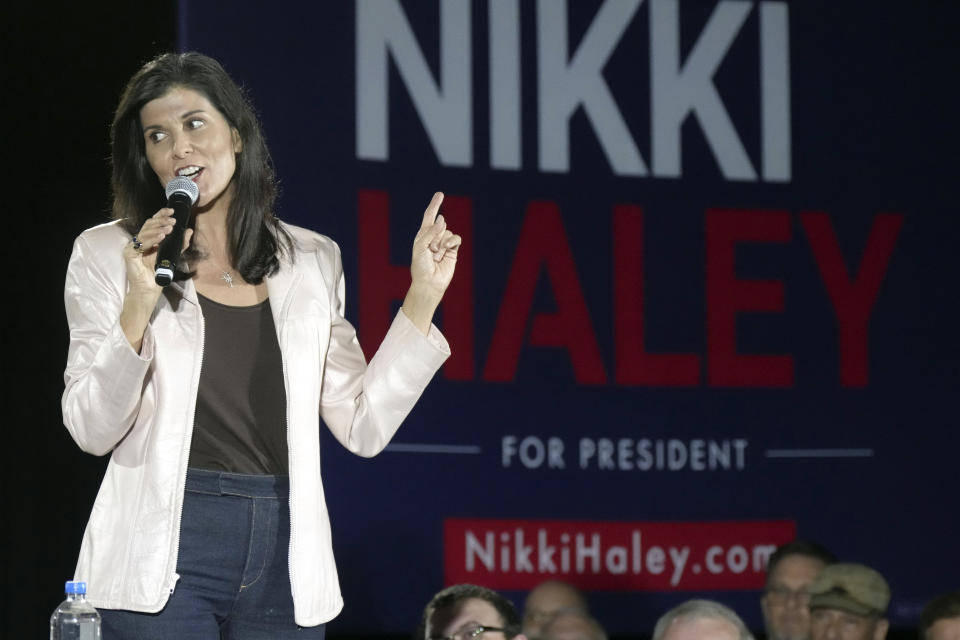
[189,293,288,474]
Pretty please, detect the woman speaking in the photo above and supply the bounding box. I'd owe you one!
[62,52,460,638]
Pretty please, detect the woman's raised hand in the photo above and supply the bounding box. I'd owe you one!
[402,192,462,334]
[410,192,461,294]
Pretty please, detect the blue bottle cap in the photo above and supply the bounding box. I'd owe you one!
[65,581,87,595]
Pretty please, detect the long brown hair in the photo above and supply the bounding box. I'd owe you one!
[111,52,291,282]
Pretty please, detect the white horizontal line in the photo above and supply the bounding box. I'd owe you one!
[765,448,874,458]
[384,443,483,454]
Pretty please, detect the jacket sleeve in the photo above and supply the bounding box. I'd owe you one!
[318,242,450,457]
[61,232,154,456]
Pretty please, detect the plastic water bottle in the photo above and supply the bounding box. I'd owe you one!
[50,581,101,640]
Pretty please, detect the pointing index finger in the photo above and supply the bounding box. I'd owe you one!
[421,192,444,229]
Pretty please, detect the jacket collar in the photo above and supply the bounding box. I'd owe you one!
[266,254,302,329]
[166,257,301,318]
[165,231,303,331]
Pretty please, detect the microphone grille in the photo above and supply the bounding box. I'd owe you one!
[165,176,200,204]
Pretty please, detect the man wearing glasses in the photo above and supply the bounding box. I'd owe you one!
[422,584,526,640]
[761,540,837,640]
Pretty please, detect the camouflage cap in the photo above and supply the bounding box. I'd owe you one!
[808,563,891,617]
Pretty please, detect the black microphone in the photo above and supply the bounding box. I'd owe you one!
[154,177,200,286]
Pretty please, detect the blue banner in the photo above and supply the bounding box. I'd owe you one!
[181,1,956,633]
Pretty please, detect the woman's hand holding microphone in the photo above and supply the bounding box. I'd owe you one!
[120,208,193,352]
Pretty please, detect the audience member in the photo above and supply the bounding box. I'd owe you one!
[762,540,837,640]
[919,590,960,640]
[652,599,754,640]
[808,563,890,640]
[540,611,606,640]
[523,581,589,640]
[421,584,526,640]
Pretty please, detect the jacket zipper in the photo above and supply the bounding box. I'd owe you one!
[278,274,301,615]
[284,331,297,609]
[170,290,205,595]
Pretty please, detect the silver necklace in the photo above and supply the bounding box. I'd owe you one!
[196,232,238,288]
[205,254,236,288]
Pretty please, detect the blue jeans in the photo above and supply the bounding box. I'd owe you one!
[100,469,325,639]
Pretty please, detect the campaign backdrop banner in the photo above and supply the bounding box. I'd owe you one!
[181,0,957,634]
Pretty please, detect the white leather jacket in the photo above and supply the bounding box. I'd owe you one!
[62,220,449,626]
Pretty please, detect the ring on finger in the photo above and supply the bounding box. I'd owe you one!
[132,236,143,251]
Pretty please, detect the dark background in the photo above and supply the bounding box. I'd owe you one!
[4,1,958,639]
[4,2,178,637]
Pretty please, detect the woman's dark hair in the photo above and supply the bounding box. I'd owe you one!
[111,52,290,282]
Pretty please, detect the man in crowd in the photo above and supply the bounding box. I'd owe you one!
[540,610,606,640]
[523,580,589,640]
[808,563,890,640]
[652,599,754,640]
[762,540,836,640]
[420,584,526,640]
[919,590,960,640]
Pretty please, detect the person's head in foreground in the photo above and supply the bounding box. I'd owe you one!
[423,584,525,640]
[523,580,589,640]
[652,599,754,640]
[808,563,890,640]
[919,590,960,640]
[540,610,605,640]
[762,539,837,640]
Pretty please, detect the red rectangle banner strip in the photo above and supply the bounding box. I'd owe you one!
[444,518,796,591]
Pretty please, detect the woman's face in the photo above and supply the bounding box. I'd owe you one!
[140,86,242,210]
